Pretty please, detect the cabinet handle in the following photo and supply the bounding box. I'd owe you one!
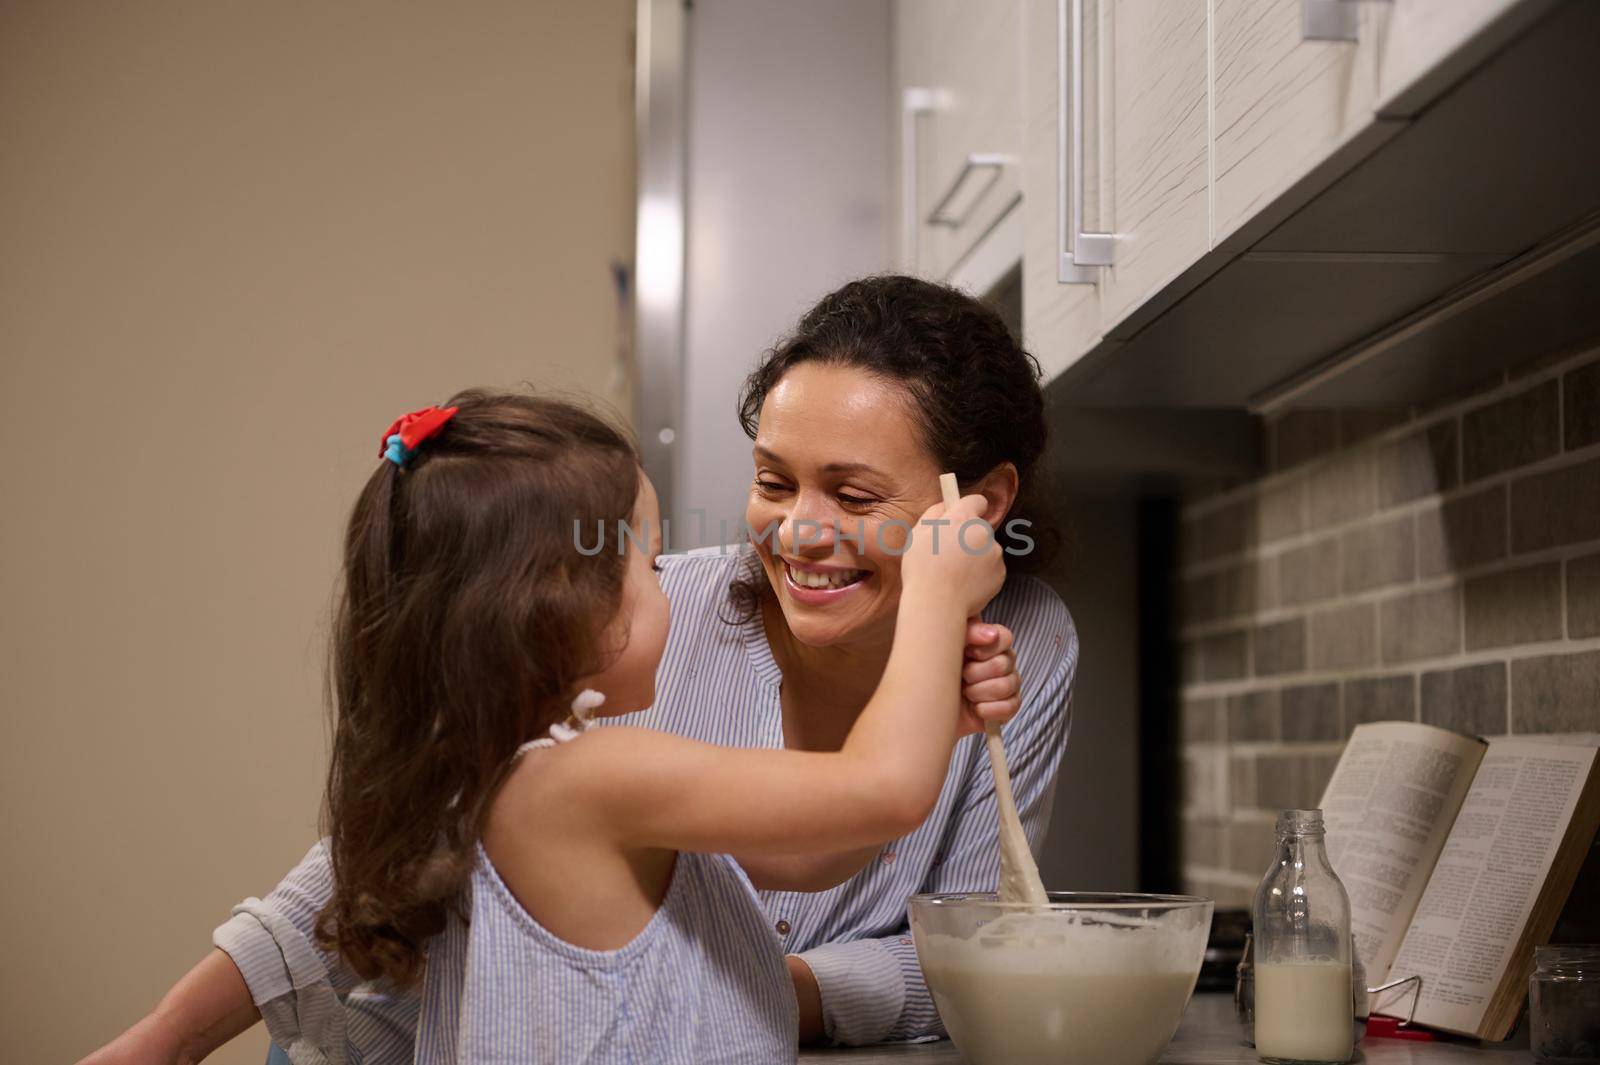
[901,87,949,269]
[927,154,1012,228]
[1302,0,1391,42]
[1059,0,1114,284]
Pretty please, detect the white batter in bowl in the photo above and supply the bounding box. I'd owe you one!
[909,892,1214,1065]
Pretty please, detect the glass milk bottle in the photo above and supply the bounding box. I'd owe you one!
[1251,809,1354,1064]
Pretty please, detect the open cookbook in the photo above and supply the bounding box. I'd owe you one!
[1317,721,1600,1040]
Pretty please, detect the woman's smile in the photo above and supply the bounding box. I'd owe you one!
[780,556,872,602]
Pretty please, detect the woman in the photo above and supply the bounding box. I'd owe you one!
[93,275,1077,1059]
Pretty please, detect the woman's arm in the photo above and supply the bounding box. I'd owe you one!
[78,950,258,1065]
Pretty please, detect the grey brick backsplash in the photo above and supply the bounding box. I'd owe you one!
[1342,514,1416,593]
[1254,618,1307,676]
[1417,485,1507,577]
[1380,586,1462,664]
[1512,651,1600,733]
[1280,536,1341,606]
[1192,497,1253,563]
[1184,818,1226,868]
[1341,408,1412,448]
[1273,410,1341,471]
[1183,697,1227,743]
[1511,457,1600,553]
[1175,347,1600,904]
[1463,379,1560,482]
[1421,662,1508,737]
[1229,821,1276,878]
[1256,753,1306,810]
[1343,675,1415,735]
[1566,359,1600,451]
[1197,630,1250,681]
[1231,755,1258,810]
[1378,421,1458,508]
[1229,690,1281,741]
[1570,552,1600,639]
[1310,603,1378,671]
[1310,450,1378,527]
[1257,477,1306,544]
[1464,562,1564,650]
[1282,683,1341,741]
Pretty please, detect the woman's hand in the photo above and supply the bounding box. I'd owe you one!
[959,621,1020,736]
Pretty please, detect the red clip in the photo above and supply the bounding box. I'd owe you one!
[1366,1015,1436,1041]
[378,406,459,458]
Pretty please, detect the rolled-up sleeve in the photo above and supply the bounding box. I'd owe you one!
[212,840,354,1065]
[802,620,1079,1044]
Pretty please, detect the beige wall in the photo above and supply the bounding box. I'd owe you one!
[0,3,634,1060]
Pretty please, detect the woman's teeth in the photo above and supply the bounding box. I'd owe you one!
[785,562,866,590]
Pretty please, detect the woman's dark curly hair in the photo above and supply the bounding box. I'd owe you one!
[730,274,1058,617]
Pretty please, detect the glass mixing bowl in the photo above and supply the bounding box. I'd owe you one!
[908,892,1214,1065]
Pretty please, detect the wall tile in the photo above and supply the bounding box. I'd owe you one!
[1183,750,1229,816]
[1198,630,1249,681]
[1341,407,1412,448]
[1256,754,1306,810]
[1229,690,1281,741]
[1417,485,1507,577]
[1570,552,1600,639]
[1280,536,1341,606]
[1274,410,1340,471]
[1511,457,1600,553]
[1255,557,1281,613]
[1342,514,1416,593]
[1310,603,1378,671]
[1308,753,1342,806]
[1182,697,1228,743]
[1421,662,1508,737]
[1180,572,1219,627]
[1512,651,1600,733]
[1378,420,1458,508]
[1229,821,1276,878]
[1463,379,1559,482]
[1254,618,1307,677]
[1183,497,1253,564]
[1344,675,1415,735]
[1464,562,1564,650]
[1184,818,1226,868]
[1566,359,1600,451]
[1257,477,1306,544]
[1231,754,1258,810]
[1380,586,1462,664]
[1309,450,1378,527]
[1281,683,1341,741]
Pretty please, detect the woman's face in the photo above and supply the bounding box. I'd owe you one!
[746,363,945,650]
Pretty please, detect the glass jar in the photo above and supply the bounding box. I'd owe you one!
[1251,809,1354,1065]
[1530,945,1600,1063]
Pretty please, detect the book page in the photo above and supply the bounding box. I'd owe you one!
[1382,739,1598,1036]
[1317,722,1486,989]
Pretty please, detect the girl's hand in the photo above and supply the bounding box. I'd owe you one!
[959,621,1020,736]
[901,493,1006,618]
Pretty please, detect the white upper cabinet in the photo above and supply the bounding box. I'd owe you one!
[1211,0,1381,248]
[1376,0,1548,115]
[895,0,1024,282]
[1099,0,1210,331]
[1021,0,1101,381]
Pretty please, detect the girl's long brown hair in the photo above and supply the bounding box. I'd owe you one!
[315,389,638,987]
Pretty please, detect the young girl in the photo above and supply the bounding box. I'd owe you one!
[85,389,1010,1064]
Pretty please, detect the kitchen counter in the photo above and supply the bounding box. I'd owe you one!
[798,992,1534,1063]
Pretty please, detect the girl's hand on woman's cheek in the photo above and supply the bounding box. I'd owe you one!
[958,622,1021,736]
